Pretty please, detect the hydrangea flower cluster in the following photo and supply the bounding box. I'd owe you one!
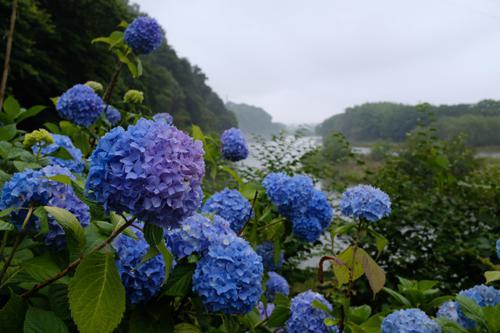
[340,184,391,222]
[23,129,53,147]
[153,113,173,125]
[192,234,263,314]
[0,166,90,249]
[56,84,104,127]
[220,128,248,161]
[124,89,144,104]
[32,134,85,173]
[86,117,205,228]
[457,284,500,328]
[164,214,234,259]
[381,309,440,333]
[286,290,339,333]
[104,105,121,126]
[265,271,289,301]
[113,232,165,304]
[263,172,333,242]
[255,241,284,271]
[124,16,163,55]
[201,188,252,232]
[436,301,462,325]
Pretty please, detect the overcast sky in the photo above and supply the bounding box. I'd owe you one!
[134,0,500,124]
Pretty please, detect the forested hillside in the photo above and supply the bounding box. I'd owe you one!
[226,101,286,137]
[0,0,236,132]
[316,100,500,146]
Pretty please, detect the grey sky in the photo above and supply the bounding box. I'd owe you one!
[134,0,500,124]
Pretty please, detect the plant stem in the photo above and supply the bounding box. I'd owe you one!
[0,230,9,261]
[0,0,18,108]
[239,191,258,235]
[21,216,135,299]
[102,60,123,112]
[0,206,33,284]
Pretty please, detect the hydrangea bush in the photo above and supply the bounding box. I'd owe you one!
[0,12,497,333]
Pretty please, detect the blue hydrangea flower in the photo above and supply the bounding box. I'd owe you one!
[104,105,121,126]
[56,84,104,127]
[340,184,391,222]
[286,290,339,333]
[192,234,263,314]
[220,128,249,161]
[265,272,289,301]
[113,231,165,304]
[0,165,90,249]
[457,285,500,329]
[164,214,235,259]
[153,113,173,125]
[124,16,163,55]
[86,118,205,228]
[257,301,275,320]
[382,309,441,333]
[436,301,463,326]
[292,216,323,242]
[496,239,500,259]
[263,172,315,219]
[201,188,252,232]
[32,134,85,173]
[255,241,285,271]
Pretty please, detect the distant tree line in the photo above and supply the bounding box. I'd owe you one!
[316,100,500,146]
[0,0,237,133]
[226,101,286,138]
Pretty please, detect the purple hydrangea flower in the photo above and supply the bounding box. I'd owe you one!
[56,84,104,127]
[0,165,90,249]
[286,290,339,333]
[124,16,163,55]
[86,118,205,228]
[457,285,500,329]
[153,113,173,125]
[201,188,252,232]
[220,128,249,161]
[104,105,121,126]
[265,272,289,301]
[255,241,285,271]
[113,231,165,304]
[382,309,441,333]
[257,302,275,320]
[164,214,235,259]
[340,184,391,222]
[32,134,85,173]
[192,234,263,314]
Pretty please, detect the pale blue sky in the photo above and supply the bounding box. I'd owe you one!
[134,0,500,124]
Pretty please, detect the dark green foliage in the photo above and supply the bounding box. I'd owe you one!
[316,100,500,146]
[0,0,236,133]
[226,101,286,137]
[372,125,500,292]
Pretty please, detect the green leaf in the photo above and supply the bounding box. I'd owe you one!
[349,305,372,324]
[0,292,27,332]
[92,31,124,49]
[3,96,21,119]
[24,307,69,333]
[163,263,195,297]
[21,254,68,283]
[332,246,363,286]
[143,223,163,246]
[435,317,469,333]
[0,124,17,141]
[48,284,71,321]
[13,161,41,172]
[456,295,486,328]
[48,146,73,160]
[357,248,386,294]
[16,105,45,123]
[0,220,14,231]
[191,125,206,144]
[312,300,334,316]
[368,228,388,256]
[47,174,73,185]
[174,323,202,333]
[267,294,290,327]
[485,271,500,284]
[110,212,136,239]
[68,252,125,333]
[220,165,243,185]
[44,206,86,259]
[44,122,60,134]
[383,287,411,306]
[483,305,500,333]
